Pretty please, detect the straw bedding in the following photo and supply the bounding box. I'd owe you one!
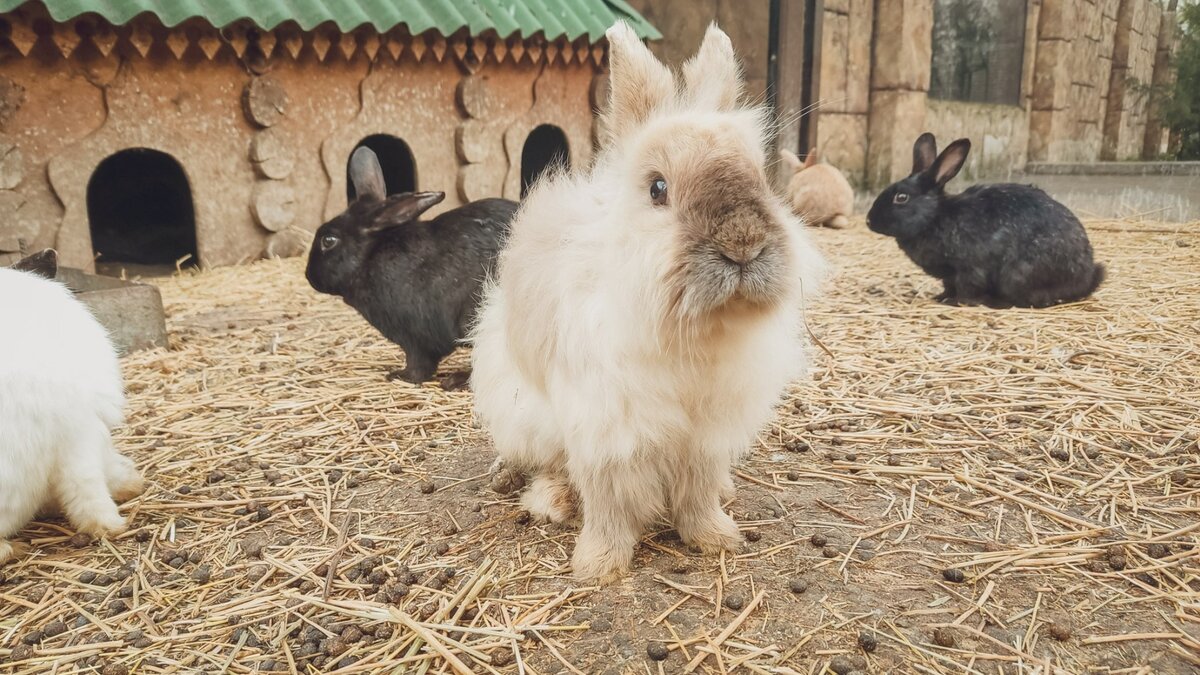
[1,218,1198,674]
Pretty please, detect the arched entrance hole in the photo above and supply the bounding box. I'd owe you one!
[521,125,570,198]
[346,134,417,201]
[87,148,197,269]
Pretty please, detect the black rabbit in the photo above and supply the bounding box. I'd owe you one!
[306,147,516,385]
[867,133,1105,308]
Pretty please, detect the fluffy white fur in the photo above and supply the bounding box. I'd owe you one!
[471,22,825,582]
[780,148,856,229]
[0,267,141,564]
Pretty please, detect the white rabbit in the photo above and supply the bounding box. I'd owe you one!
[0,250,142,565]
[779,147,855,228]
[471,22,825,582]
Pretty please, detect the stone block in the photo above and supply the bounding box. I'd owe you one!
[1027,108,1084,161]
[871,0,932,92]
[1084,3,1104,40]
[820,13,849,113]
[866,89,926,188]
[56,267,167,355]
[846,0,874,113]
[0,137,22,189]
[1032,40,1071,110]
[825,0,851,14]
[1038,0,1076,40]
[815,113,868,185]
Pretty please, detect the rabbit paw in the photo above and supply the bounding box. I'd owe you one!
[571,533,632,583]
[521,474,577,523]
[439,371,471,391]
[74,512,128,540]
[110,474,145,504]
[942,295,983,307]
[0,540,28,565]
[385,368,419,384]
[679,510,743,554]
[108,456,145,503]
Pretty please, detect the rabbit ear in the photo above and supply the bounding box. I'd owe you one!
[681,23,742,111]
[11,249,58,279]
[368,191,446,232]
[349,147,387,203]
[927,139,970,187]
[602,21,675,142]
[912,133,937,175]
[779,149,803,173]
[803,148,819,169]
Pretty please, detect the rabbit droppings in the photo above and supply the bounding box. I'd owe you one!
[0,250,142,565]
[779,148,855,229]
[306,147,517,385]
[867,133,1105,308]
[471,23,826,582]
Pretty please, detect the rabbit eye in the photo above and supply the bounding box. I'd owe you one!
[650,177,668,206]
[893,193,910,205]
[320,235,340,251]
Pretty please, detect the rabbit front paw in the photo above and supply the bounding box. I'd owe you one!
[74,511,128,540]
[520,474,577,524]
[678,510,743,554]
[108,456,145,503]
[0,540,28,565]
[571,532,633,583]
[941,295,984,307]
[438,371,471,391]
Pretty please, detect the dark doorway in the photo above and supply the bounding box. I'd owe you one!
[520,125,570,197]
[347,134,417,201]
[87,148,197,269]
[768,0,819,160]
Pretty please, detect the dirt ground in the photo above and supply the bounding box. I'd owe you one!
[2,220,1199,674]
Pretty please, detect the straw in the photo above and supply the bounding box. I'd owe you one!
[1,218,1197,673]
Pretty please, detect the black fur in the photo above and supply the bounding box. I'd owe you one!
[867,133,1105,308]
[306,147,516,384]
[10,249,58,279]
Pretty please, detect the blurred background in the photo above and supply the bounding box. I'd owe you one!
[0,0,1196,274]
[634,0,1199,221]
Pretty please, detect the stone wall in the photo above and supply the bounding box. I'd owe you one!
[1142,6,1179,158]
[866,0,935,187]
[800,0,1178,185]
[1104,0,1163,159]
[623,0,771,99]
[1032,0,1122,163]
[0,8,599,270]
[925,100,1031,179]
[814,0,874,186]
[1031,0,1171,162]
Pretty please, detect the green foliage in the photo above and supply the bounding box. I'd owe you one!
[1165,3,1200,159]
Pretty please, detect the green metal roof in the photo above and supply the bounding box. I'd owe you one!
[0,0,661,42]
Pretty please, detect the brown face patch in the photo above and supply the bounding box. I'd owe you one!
[641,126,790,321]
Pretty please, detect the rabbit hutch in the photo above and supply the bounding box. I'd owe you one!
[0,0,659,272]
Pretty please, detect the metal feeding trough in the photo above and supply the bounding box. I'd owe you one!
[55,267,168,355]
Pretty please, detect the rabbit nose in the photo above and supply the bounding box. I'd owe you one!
[720,245,763,268]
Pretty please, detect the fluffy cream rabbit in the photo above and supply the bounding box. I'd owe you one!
[471,22,825,582]
[0,250,143,565]
[780,147,855,228]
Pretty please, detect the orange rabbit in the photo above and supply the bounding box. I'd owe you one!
[780,147,855,228]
